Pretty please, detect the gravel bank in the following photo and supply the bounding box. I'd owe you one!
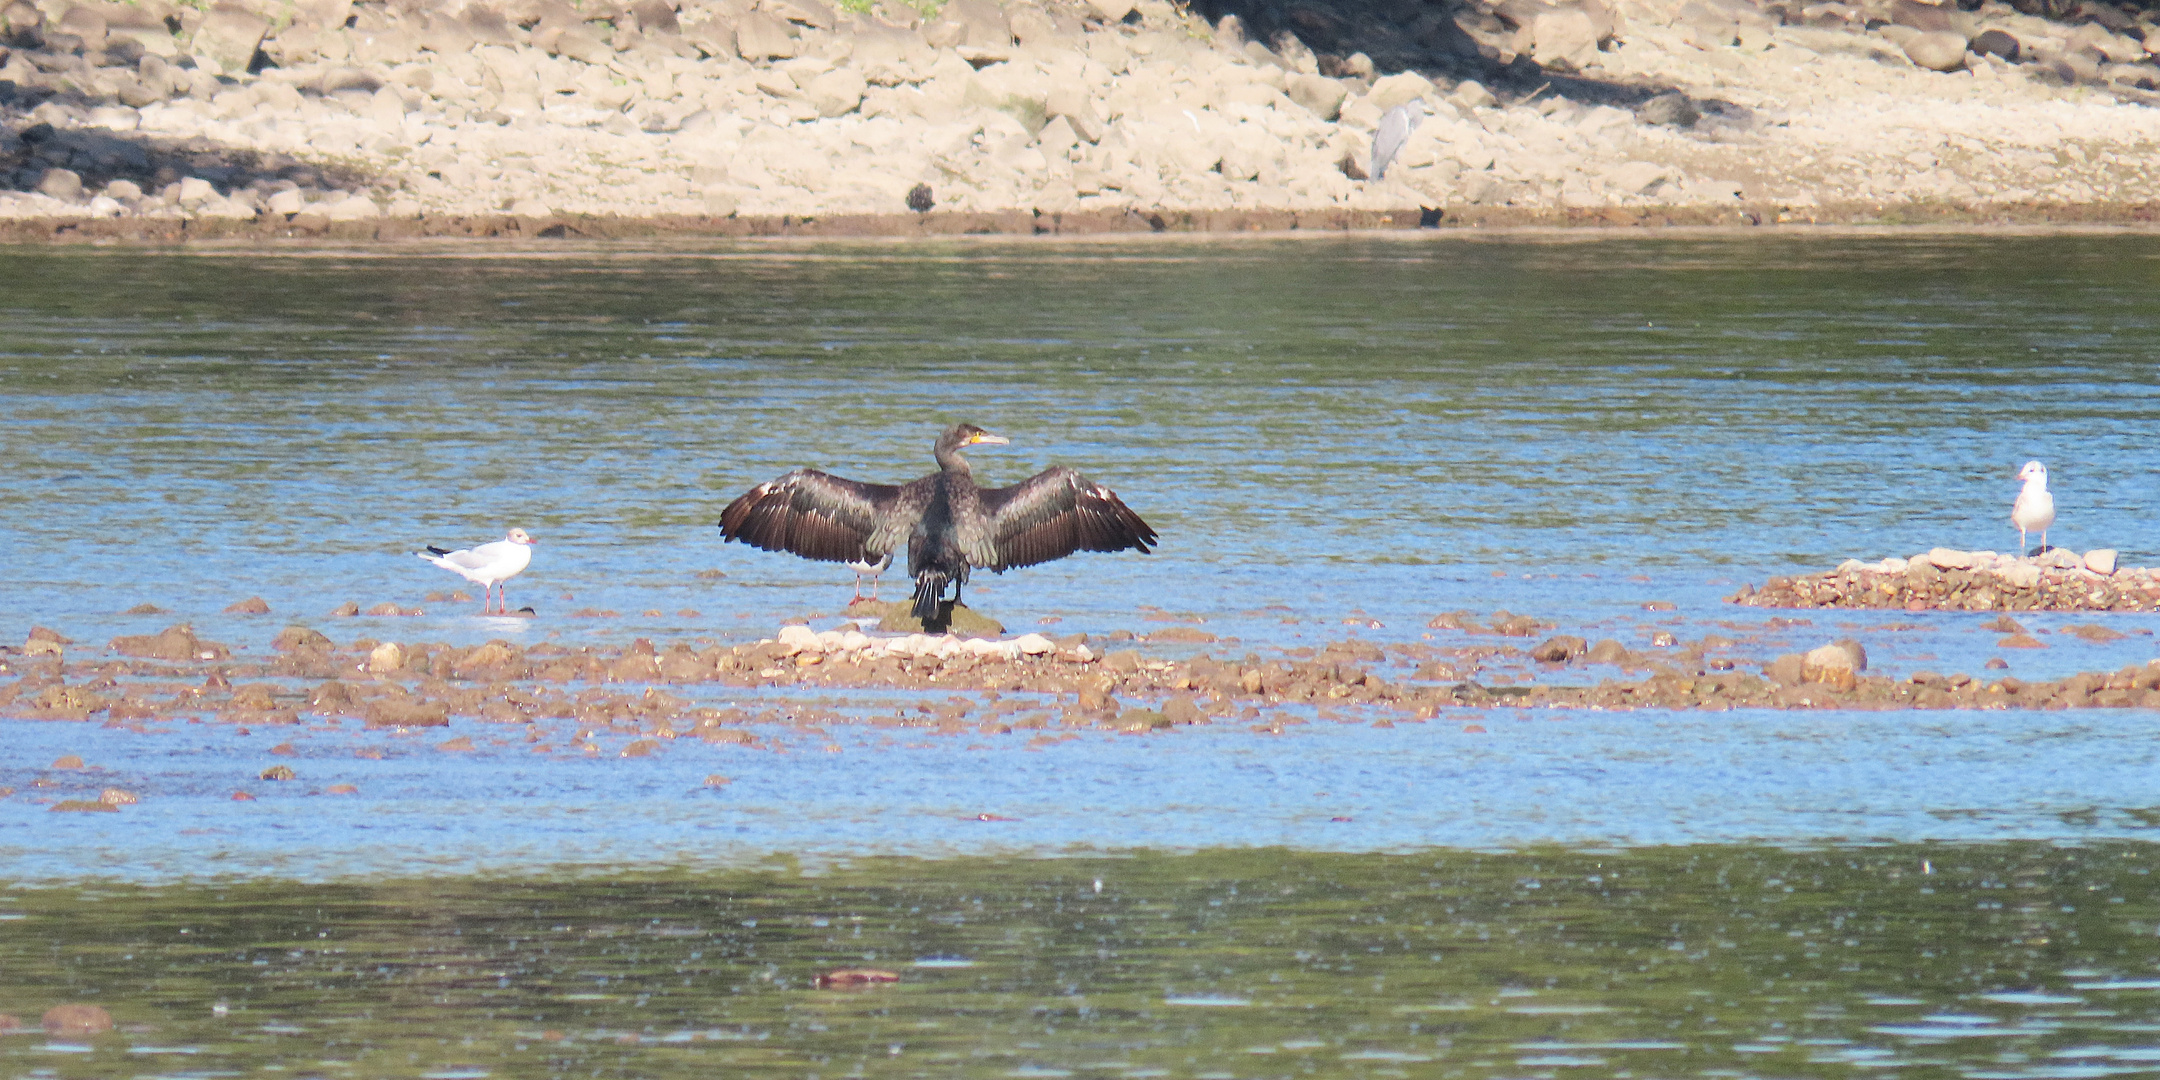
[2,0,2158,236]
[1734,545,2160,612]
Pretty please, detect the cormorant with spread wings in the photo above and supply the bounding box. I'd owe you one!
[717,424,1158,629]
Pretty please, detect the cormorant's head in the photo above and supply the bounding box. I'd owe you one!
[940,424,1010,451]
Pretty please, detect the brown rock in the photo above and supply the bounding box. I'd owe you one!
[1530,635,1588,663]
[260,764,295,780]
[330,601,361,617]
[1998,633,2045,649]
[98,788,138,805]
[124,602,164,615]
[272,626,333,653]
[620,738,661,757]
[436,735,474,752]
[49,800,117,813]
[41,1004,113,1035]
[2067,623,2126,643]
[224,597,271,614]
[1162,695,1207,725]
[365,698,449,728]
[111,623,225,662]
[1766,653,1805,686]
[51,754,84,769]
[326,783,359,794]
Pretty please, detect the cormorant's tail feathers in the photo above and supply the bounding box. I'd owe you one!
[911,572,946,626]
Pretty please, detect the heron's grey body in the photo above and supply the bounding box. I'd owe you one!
[1371,100,1428,181]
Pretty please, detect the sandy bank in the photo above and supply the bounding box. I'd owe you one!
[2,0,2158,236]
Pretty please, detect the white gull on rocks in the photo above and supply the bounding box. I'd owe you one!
[418,528,536,614]
[2012,460,2055,557]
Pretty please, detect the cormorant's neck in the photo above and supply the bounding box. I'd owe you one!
[935,445,973,475]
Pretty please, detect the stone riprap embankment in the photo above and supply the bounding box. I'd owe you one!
[3,0,2160,235]
[1731,545,2160,612]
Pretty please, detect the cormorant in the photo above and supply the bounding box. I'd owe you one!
[717,424,1157,628]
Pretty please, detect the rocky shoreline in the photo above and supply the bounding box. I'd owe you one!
[3,0,2160,235]
[1732,545,2160,612]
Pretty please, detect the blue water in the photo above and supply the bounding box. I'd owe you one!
[3,233,2160,881]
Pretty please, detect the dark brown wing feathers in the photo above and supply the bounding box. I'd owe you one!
[980,466,1156,572]
[718,469,901,565]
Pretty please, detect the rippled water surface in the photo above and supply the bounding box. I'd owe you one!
[5,233,2160,1076]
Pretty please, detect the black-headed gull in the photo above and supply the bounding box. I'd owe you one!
[849,551,892,603]
[418,528,535,614]
[2012,461,2055,556]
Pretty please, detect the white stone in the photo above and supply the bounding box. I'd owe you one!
[323,194,382,221]
[1923,546,1973,570]
[509,198,553,217]
[777,624,822,653]
[1013,633,1053,655]
[1999,563,2041,588]
[2086,548,2119,575]
[1903,30,1969,72]
[176,177,217,206]
[1366,71,1436,111]
[267,188,307,215]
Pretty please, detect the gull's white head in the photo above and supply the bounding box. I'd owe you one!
[2017,461,2047,486]
[507,528,536,546]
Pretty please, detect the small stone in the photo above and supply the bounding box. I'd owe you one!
[272,626,333,653]
[2085,549,2118,575]
[620,738,661,757]
[1636,93,1699,127]
[1530,635,1588,663]
[436,735,474,752]
[365,602,404,616]
[98,788,137,805]
[1971,28,2019,61]
[1997,633,2045,649]
[1766,653,1805,686]
[331,601,361,616]
[224,596,270,614]
[259,764,296,781]
[48,800,116,813]
[1903,30,1969,72]
[1801,643,1858,690]
[1586,639,1630,665]
[367,642,406,673]
[1649,631,1678,648]
[1984,657,2009,669]
[906,183,934,212]
[326,783,358,794]
[1084,0,1134,20]
[51,754,84,769]
[124,603,165,615]
[41,1004,113,1036]
[1451,80,1496,109]
[323,195,381,221]
[704,774,732,786]
[1924,547,1973,570]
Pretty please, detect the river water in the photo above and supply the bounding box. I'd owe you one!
[3,232,2160,1078]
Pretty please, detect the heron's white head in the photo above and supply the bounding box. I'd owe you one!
[2017,461,2047,486]
[507,528,536,545]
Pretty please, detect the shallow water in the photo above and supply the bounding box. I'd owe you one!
[6,234,2160,1074]
[4,234,2160,668]
[4,846,2160,1080]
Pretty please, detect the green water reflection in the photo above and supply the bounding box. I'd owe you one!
[3,844,2157,1078]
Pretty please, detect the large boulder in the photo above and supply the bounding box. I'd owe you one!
[1287,73,1348,120]
[804,67,865,116]
[733,10,795,60]
[1531,7,1601,68]
[193,4,269,72]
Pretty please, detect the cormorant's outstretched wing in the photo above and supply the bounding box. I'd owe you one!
[979,467,1157,571]
[718,469,915,564]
